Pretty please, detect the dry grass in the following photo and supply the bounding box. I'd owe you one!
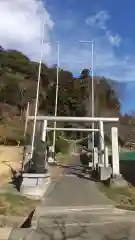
[0,146,23,185]
[56,152,72,164]
[0,146,38,218]
[98,183,135,210]
[0,119,24,142]
[0,192,38,216]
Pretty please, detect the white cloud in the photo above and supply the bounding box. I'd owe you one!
[107,31,121,47]
[86,10,121,47]
[85,10,110,30]
[43,8,134,84]
[1,2,133,85]
[0,0,54,60]
[46,37,135,83]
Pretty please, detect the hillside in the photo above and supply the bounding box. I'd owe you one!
[0,46,132,145]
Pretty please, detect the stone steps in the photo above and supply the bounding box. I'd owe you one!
[33,207,135,240]
[33,205,135,229]
[1,207,135,239]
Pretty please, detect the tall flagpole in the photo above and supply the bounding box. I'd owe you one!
[31,16,46,159]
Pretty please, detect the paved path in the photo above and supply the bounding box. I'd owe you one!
[39,154,113,208]
[35,154,114,222]
[27,154,135,240]
[40,175,113,208]
[6,155,135,239]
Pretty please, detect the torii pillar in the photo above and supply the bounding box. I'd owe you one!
[111,127,120,176]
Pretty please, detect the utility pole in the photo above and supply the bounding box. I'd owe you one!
[91,41,95,157]
[52,42,60,161]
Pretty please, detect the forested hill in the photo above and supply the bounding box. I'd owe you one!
[0,46,129,144]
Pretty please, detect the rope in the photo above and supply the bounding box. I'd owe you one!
[59,132,110,145]
[58,135,88,144]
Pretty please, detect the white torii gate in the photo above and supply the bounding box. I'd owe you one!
[26,115,120,176]
[21,114,120,199]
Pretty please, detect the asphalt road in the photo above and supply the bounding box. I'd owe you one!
[8,154,135,240]
[39,174,113,207]
[37,154,113,208]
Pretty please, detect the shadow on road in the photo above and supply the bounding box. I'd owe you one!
[58,164,82,171]
[68,171,101,182]
[57,163,101,183]
[20,209,35,228]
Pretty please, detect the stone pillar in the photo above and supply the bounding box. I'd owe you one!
[104,146,109,168]
[48,145,55,164]
[41,120,47,142]
[21,120,51,199]
[88,134,92,150]
[99,121,104,166]
[41,120,48,170]
[93,147,98,168]
[111,127,120,176]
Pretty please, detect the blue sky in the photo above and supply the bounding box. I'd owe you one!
[46,0,135,81]
[44,0,135,113]
[45,0,135,80]
[0,0,135,113]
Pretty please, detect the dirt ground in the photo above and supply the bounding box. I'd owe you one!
[0,146,23,184]
[0,149,72,184]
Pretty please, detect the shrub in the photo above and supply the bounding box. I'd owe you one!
[55,138,70,154]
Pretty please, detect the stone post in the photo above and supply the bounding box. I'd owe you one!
[111,127,120,176]
[99,121,104,166]
[104,146,109,168]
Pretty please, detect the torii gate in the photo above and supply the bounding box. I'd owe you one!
[21,114,119,198]
[27,115,119,175]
